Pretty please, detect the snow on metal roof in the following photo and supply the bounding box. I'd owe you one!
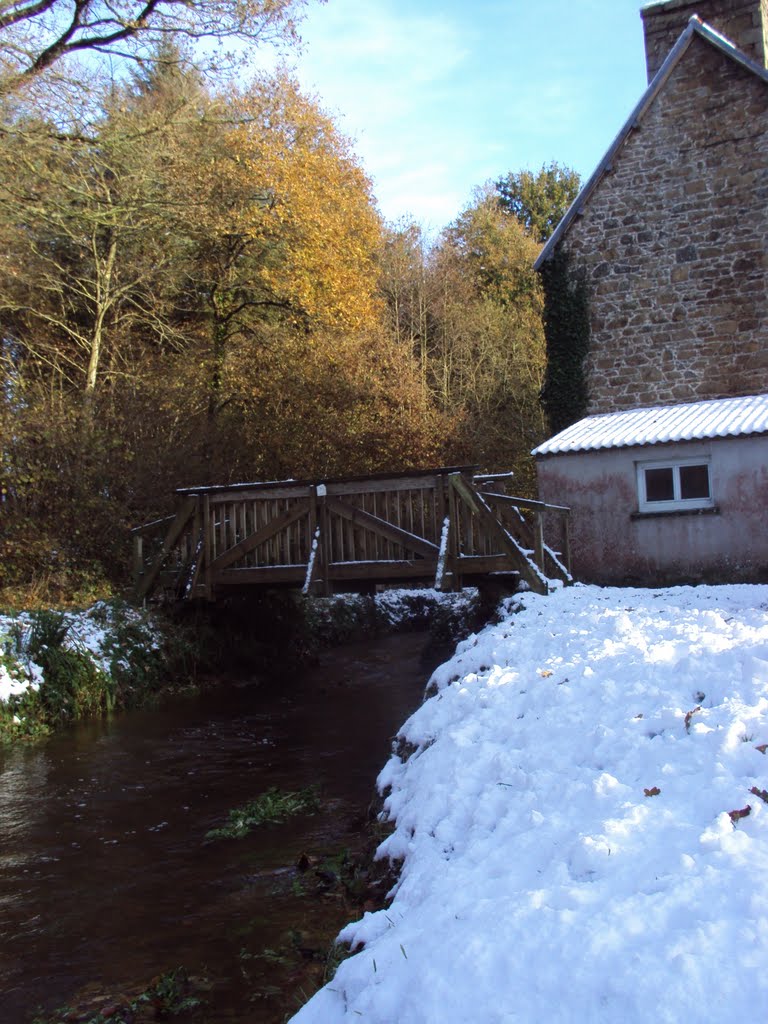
[532,394,768,456]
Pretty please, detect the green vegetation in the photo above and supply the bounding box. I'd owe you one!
[539,247,591,434]
[0,602,165,741]
[32,967,202,1024]
[0,588,486,744]
[206,786,321,840]
[496,162,581,244]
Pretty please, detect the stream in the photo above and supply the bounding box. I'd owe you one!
[0,630,443,1023]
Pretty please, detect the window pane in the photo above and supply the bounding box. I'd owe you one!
[645,467,674,502]
[680,464,710,500]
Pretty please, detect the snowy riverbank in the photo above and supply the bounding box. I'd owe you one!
[0,589,481,742]
[0,602,162,739]
[293,583,768,1023]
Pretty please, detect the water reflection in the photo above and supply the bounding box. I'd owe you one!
[0,631,438,1022]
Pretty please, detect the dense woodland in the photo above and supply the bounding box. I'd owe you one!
[0,0,579,602]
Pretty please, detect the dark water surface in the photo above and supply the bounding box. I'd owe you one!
[0,631,440,1023]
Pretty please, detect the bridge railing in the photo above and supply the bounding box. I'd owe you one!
[475,474,572,586]
[131,467,571,601]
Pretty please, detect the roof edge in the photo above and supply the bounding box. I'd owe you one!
[534,17,768,271]
[532,428,768,458]
[531,393,768,457]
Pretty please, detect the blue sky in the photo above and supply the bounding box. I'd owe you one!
[284,0,651,231]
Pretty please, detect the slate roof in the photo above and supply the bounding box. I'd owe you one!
[534,15,768,270]
[532,393,768,456]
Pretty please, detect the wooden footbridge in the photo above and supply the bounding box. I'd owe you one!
[131,467,572,602]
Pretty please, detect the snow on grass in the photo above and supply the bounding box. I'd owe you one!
[372,586,476,626]
[0,602,160,736]
[292,583,768,1023]
[0,602,151,697]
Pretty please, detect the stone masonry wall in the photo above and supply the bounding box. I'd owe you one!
[561,33,768,415]
[642,0,768,81]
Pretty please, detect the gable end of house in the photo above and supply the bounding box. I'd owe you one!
[534,15,768,273]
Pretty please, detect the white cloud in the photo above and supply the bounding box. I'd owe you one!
[279,0,648,228]
[286,0,476,225]
[297,0,468,123]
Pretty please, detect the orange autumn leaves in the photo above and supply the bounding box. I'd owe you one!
[189,73,383,335]
[0,62,446,595]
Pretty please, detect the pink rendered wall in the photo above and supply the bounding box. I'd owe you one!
[536,434,768,584]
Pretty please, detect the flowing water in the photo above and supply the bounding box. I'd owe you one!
[0,630,442,1023]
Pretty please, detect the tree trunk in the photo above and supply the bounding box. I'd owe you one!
[85,233,118,395]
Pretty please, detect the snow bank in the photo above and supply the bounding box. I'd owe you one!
[292,583,768,1023]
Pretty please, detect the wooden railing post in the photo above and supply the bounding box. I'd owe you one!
[318,483,331,596]
[562,511,572,576]
[433,473,450,591]
[533,510,545,572]
[192,495,201,550]
[303,485,320,595]
[203,493,213,600]
[448,475,462,591]
[434,514,451,591]
[307,485,317,563]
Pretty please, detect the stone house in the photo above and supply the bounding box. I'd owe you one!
[533,0,768,584]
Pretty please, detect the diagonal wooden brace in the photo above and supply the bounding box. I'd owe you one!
[209,500,311,573]
[449,474,549,595]
[134,496,198,601]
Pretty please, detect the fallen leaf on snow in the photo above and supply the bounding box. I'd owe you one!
[684,706,702,732]
[728,805,751,823]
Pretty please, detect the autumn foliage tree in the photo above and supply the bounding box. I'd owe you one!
[0,53,448,599]
[378,191,548,491]
[0,0,580,603]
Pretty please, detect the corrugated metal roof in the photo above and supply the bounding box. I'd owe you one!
[533,394,768,456]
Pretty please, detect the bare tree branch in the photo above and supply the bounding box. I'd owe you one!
[0,0,310,93]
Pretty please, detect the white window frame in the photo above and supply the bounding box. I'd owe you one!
[636,457,713,513]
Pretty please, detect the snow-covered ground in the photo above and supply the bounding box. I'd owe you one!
[293,583,768,1023]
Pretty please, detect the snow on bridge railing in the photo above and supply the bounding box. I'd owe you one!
[131,468,571,602]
